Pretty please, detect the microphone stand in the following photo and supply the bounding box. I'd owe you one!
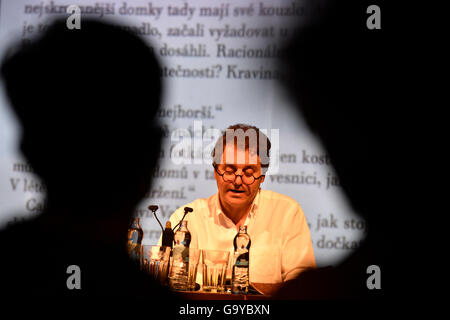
[173,207,193,232]
[148,205,164,232]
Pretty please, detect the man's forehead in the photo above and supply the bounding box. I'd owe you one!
[221,144,260,165]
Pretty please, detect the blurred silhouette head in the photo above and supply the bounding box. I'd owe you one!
[1,19,162,217]
[280,0,387,222]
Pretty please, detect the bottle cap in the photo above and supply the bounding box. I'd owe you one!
[165,221,171,229]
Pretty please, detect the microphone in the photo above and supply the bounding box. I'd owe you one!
[184,207,193,213]
[148,205,163,231]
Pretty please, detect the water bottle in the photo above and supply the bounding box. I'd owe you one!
[232,225,251,294]
[169,220,191,290]
[127,217,143,264]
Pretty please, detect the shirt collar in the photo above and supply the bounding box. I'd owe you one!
[214,189,260,219]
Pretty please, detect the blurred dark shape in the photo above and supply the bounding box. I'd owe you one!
[0,19,173,299]
[162,221,174,248]
[276,0,394,299]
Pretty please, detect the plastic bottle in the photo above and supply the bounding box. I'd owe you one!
[127,217,143,263]
[169,220,191,290]
[231,225,251,294]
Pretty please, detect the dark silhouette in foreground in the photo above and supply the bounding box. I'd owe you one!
[0,19,171,299]
[275,0,394,299]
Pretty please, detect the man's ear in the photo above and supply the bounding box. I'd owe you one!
[260,175,265,183]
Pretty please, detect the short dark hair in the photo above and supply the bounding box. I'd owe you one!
[212,124,271,174]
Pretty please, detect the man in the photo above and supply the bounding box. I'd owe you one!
[0,19,172,300]
[274,0,390,300]
[162,124,315,292]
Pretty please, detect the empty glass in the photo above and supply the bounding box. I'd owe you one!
[201,249,230,293]
[187,248,201,291]
[141,245,171,285]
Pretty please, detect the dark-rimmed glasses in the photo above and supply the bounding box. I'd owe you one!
[214,165,264,185]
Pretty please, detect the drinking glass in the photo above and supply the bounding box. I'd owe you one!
[141,245,171,285]
[201,249,230,293]
[187,248,201,291]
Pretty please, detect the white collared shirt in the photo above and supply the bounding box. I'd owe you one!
[159,189,316,284]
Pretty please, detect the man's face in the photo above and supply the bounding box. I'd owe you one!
[214,144,265,210]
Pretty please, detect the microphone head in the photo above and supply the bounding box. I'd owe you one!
[184,207,193,213]
[148,205,159,211]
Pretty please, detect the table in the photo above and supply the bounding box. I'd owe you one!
[171,282,282,299]
[175,290,270,300]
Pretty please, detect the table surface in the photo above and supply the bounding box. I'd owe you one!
[174,290,270,300]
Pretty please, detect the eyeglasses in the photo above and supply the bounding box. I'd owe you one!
[214,165,264,185]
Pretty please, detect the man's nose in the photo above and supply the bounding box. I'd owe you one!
[234,174,243,186]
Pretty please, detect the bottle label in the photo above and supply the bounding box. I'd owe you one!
[173,245,189,263]
[182,233,191,247]
[235,252,249,267]
[174,232,191,246]
[235,260,249,267]
[128,230,139,243]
